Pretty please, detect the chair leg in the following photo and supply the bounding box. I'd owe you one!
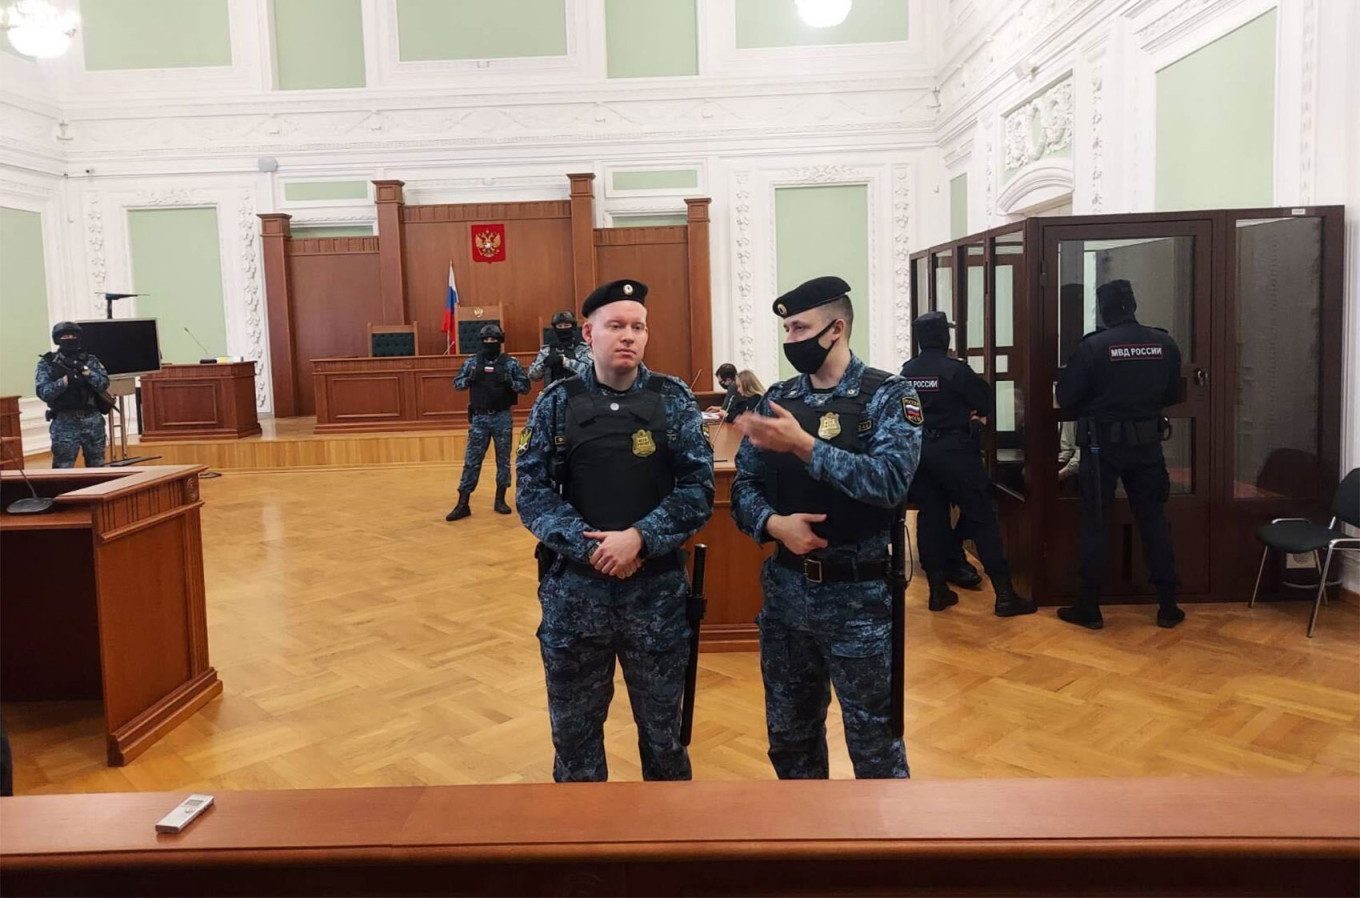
[1249,545,1269,608]
[1315,551,1329,605]
[1306,548,1334,638]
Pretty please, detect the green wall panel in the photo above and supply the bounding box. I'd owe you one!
[1156,10,1276,211]
[0,208,51,398]
[283,181,369,202]
[397,0,567,61]
[290,225,375,238]
[775,185,870,379]
[950,174,968,240]
[613,215,688,228]
[736,0,907,49]
[128,208,228,364]
[273,0,366,90]
[82,0,232,70]
[606,0,697,78]
[611,169,699,191]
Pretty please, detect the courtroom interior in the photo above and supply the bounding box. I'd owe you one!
[0,0,1357,894]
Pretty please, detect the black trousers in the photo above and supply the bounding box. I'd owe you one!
[911,433,1009,578]
[1077,442,1177,606]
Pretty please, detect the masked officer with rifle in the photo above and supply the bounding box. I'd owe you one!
[516,278,714,782]
[36,321,113,468]
[528,309,593,385]
[1055,279,1185,630]
[730,276,920,779]
[901,311,1035,617]
[447,324,529,521]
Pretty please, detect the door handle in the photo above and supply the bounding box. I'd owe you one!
[1193,368,1209,387]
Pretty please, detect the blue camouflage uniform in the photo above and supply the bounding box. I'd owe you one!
[527,339,593,383]
[454,353,529,494]
[730,355,921,779]
[35,353,110,468]
[516,362,714,782]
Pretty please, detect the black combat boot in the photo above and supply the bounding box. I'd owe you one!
[946,559,983,590]
[927,572,958,612]
[1057,602,1104,630]
[991,573,1037,617]
[445,491,471,521]
[493,486,512,515]
[1156,591,1185,629]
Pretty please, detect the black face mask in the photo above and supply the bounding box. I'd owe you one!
[57,337,81,356]
[481,340,502,358]
[782,321,839,375]
[554,328,574,344]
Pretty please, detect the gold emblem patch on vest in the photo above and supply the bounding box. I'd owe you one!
[517,426,532,455]
[817,411,841,440]
[632,428,657,457]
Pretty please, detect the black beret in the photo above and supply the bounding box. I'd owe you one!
[550,309,576,327]
[911,311,954,333]
[478,323,505,340]
[582,279,648,318]
[52,321,81,341]
[772,275,850,318]
[1096,279,1136,311]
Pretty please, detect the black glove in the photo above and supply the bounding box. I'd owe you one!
[466,364,482,383]
[546,350,564,372]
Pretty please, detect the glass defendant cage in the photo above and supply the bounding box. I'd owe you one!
[909,206,1346,605]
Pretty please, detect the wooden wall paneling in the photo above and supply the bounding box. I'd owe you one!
[402,203,575,357]
[258,214,297,416]
[594,227,694,381]
[286,238,384,417]
[569,172,597,302]
[373,180,408,325]
[139,363,262,441]
[686,198,714,388]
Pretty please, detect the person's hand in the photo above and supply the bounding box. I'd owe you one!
[766,513,829,555]
[704,405,721,413]
[733,402,814,460]
[546,350,563,371]
[584,527,644,579]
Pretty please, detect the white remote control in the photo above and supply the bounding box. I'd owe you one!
[155,794,214,833]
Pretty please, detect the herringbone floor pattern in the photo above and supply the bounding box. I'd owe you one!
[6,465,1358,793]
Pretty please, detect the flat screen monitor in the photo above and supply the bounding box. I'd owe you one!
[74,318,162,377]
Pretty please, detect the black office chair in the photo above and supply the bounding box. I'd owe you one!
[1249,468,1360,637]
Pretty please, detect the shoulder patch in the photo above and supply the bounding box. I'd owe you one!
[902,394,924,427]
[516,426,532,455]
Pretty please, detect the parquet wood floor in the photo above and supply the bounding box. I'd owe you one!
[6,464,1358,793]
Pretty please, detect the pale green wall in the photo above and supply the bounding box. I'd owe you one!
[290,225,375,237]
[612,215,688,228]
[950,174,968,240]
[82,0,232,70]
[611,169,699,191]
[1155,10,1276,211]
[736,0,907,48]
[397,0,567,61]
[273,0,366,90]
[128,208,228,363]
[774,185,870,379]
[0,208,51,398]
[606,0,697,77]
[283,180,370,202]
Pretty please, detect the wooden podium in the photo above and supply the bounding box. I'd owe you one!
[139,362,261,441]
[0,465,221,765]
[693,425,765,651]
[0,395,21,470]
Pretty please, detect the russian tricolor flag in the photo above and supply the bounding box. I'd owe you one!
[440,262,458,334]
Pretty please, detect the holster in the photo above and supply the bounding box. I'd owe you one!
[534,543,562,583]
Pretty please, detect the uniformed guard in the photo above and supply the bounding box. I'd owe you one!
[1055,279,1185,629]
[35,321,111,468]
[729,275,920,780]
[901,312,1035,616]
[528,310,593,385]
[516,278,714,782]
[447,324,529,521]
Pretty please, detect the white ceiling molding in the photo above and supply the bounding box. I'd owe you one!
[995,158,1075,217]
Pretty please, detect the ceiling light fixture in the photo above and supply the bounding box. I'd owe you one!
[2,0,79,59]
[796,0,852,29]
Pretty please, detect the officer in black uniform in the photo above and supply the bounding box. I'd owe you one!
[901,312,1035,616]
[1055,279,1185,630]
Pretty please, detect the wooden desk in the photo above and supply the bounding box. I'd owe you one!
[312,352,543,434]
[0,394,22,470]
[139,363,261,441]
[694,426,765,651]
[0,466,221,765]
[2,777,1355,896]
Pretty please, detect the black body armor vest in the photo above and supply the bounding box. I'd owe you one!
[468,354,518,414]
[561,377,672,531]
[42,352,97,414]
[762,368,893,545]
